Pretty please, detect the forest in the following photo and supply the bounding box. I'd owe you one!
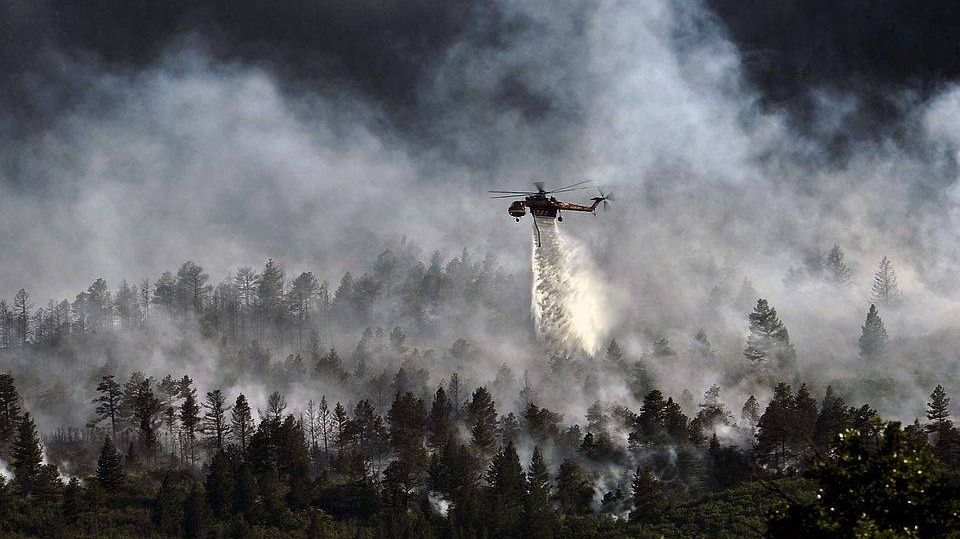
[0,240,958,539]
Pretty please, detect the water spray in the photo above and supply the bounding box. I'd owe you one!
[531,216,608,355]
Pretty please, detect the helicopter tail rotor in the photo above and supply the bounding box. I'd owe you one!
[596,189,614,210]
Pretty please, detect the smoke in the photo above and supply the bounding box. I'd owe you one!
[3,0,960,442]
[531,217,609,355]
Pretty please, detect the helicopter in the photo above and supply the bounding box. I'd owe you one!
[488,180,613,246]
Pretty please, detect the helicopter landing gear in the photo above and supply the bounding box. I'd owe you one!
[516,217,520,222]
[557,214,563,222]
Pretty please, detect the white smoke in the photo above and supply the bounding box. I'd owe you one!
[531,216,609,355]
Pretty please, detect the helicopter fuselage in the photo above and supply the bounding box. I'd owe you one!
[508,194,601,220]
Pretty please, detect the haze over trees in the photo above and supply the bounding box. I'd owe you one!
[0,241,955,537]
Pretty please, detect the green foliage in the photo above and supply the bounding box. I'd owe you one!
[768,422,960,537]
[96,436,124,489]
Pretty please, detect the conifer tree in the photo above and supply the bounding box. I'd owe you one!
[202,389,231,450]
[555,459,593,516]
[466,387,498,456]
[604,339,625,367]
[63,477,80,524]
[755,383,794,476]
[630,389,666,447]
[205,451,234,520]
[926,384,953,439]
[813,386,847,452]
[858,304,889,361]
[741,395,760,432]
[792,383,819,456]
[179,380,200,464]
[96,436,124,489]
[233,462,256,519]
[427,386,454,450]
[182,483,207,538]
[822,244,851,286]
[0,373,23,455]
[870,255,901,307]
[691,328,714,360]
[12,413,43,495]
[744,299,797,375]
[152,474,183,534]
[629,466,663,523]
[92,374,122,437]
[524,446,556,539]
[485,440,526,537]
[230,394,254,455]
[32,463,63,504]
[133,378,162,453]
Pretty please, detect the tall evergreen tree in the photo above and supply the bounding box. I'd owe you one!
[133,378,162,453]
[485,440,526,538]
[822,244,851,286]
[926,384,953,439]
[0,373,23,455]
[524,446,556,539]
[870,255,902,307]
[179,378,200,464]
[92,374,122,437]
[629,465,663,524]
[744,299,797,375]
[741,395,760,432]
[202,389,231,450]
[813,386,847,452]
[12,413,43,495]
[96,436,124,489]
[230,394,254,455]
[555,459,593,516]
[465,387,498,456]
[755,383,794,476]
[858,304,889,361]
[427,386,455,450]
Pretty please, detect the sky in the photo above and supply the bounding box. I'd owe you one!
[3,0,960,319]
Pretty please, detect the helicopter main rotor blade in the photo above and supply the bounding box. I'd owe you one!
[488,189,536,194]
[549,179,592,192]
[548,186,593,195]
[490,194,528,199]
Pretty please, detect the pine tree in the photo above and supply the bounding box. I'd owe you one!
[32,463,63,503]
[691,328,714,360]
[182,483,207,538]
[12,413,43,495]
[133,378,162,453]
[822,244,851,286]
[63,477,81,523]
[744,299,797,375]
[555,459,593,516]
[230,394,254,455]
[92,374,122,437]
[926,384,953,439]
[524,446,556,539]
[813,386,847,452]
[485,440,526,537]
[755,383,794,476]
[741,395,760,432]
[629,466,663,523]
[630,389,666,447]
[13,289,30,345]
[792,383,819,456]
[205,451,233,518]
[202,389,231,450]
[152,474,184,534]
[96,436,124,489]
[427,386,454,450]
[0,373,23,455]
[870,256,901,307]
[858,304,889,361]
[466,387,498,456]
[179,379,200,464]
[604,339,625,367]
